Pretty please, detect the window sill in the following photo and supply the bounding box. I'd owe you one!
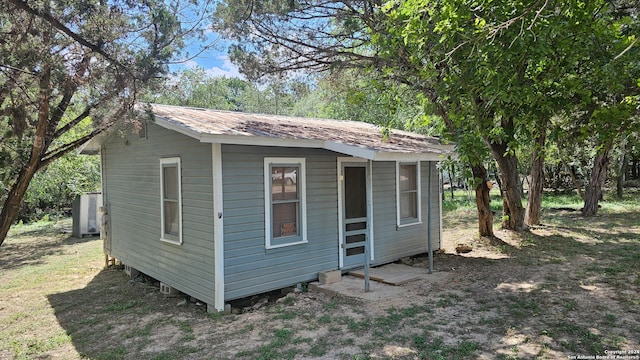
[397,221,422,229]
[160,237,182,246]
[265,239,308,250]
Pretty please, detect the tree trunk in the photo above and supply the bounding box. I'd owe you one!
[525,129,546,226]
[0,66,51,246]
[449,163,455,200]
[0,163,45,246]
[488,141,526,231]
[616,140,628,199]
[582,143,612,216]
[563,160,584,199]
[492,162,503,197]
[551,163,560,191]
[470,163,494,238]
[522,175,529,196]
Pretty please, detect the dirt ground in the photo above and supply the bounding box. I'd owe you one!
[1,208,639,359]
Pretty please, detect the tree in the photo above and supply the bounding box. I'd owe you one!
[545,0,640,215]
[614,132,640,198]
[20,117,101,222]
[293,71,440,132]
[384,0,637,229]
[214,0,640,230]
[304,71,499,237]
[150,68,255,110]
[523,120,548,225]
[22,151,100,222]
[0,0,211,247]
[214,0,502,236]
[149,67,313,115]
[615,138,629,199]
[581,105,639,216]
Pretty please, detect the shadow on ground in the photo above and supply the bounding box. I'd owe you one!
[44,210,639,359]
[0,234,98,270]
[47,265,215,359]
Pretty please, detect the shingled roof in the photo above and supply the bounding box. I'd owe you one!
[85,104,454,161]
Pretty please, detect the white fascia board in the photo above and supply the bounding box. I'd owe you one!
[426,143,456,153]
[325,141,450,162]
[78,132,112,155]
[200,134,324,148]
[373,152,448,162]
[155,116,204,141]
[78,138,100,155]
[324,141,376,160]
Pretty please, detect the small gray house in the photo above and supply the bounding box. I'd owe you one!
[82,104,452,312]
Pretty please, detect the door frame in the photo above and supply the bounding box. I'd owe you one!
[337,157,374,269]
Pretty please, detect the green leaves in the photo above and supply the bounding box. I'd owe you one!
[23,153,100,221]
[0,0,210,242]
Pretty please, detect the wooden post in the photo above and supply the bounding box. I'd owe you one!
[428,162,433,274]
[364,160,372,292]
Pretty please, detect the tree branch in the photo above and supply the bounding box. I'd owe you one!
[614,37,639,61]
[41,104,127,167]
[40,124,110,167]
[46,55,94,144]
[52,107,92,140]
[8,0,133,77]
[52,87,122,140]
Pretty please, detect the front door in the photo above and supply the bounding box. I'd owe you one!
[341,163,368,269]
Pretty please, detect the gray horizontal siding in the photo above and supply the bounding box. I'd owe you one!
[104,123,443,305]
[371,161,441,265]
[103,123,216,305]
[222,145,339,300]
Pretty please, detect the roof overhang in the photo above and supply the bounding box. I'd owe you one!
[154,116,452,161]
[78,133,109,155]
[80,108,455,162]
[323,140,450,162]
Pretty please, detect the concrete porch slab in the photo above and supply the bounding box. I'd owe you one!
[309,263,451,303]
[348,263,427,285]
[309,275,407,302]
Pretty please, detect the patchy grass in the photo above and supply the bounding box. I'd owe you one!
[441,189,504,212]
[234,328,300,360]
[413,334,480,360]
[1,190,639,359]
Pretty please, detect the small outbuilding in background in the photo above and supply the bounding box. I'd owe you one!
[72,192,102,238]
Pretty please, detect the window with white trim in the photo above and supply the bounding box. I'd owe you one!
[264,158,307,249]
[397,162,421,226]
[160,157,182,244]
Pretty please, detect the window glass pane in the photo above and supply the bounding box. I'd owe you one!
[400,164,417,191]
[344,167,367,219]
[272,202,298,238]
[271,166,298,201]
[164,201,179,235]
[265,158,306,247]
[346,233,366,244]
[346,222,367,231]
[401,192,417,219]
[346,246,365,255]
[163,165,178,200]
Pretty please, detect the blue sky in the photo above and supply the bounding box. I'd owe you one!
[176,54,242,78]
[171,32,243,78]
